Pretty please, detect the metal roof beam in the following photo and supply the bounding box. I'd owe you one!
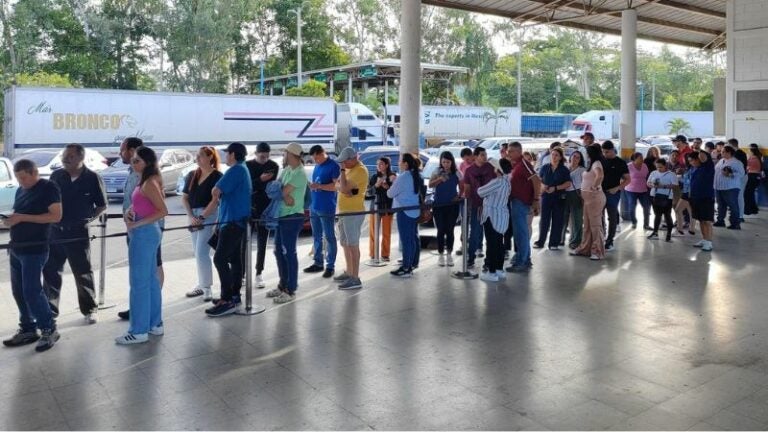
[655,0,725,19]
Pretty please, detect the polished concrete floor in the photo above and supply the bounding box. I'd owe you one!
[1,214,768,430]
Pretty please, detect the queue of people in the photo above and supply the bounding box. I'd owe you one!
[3,134,764,351]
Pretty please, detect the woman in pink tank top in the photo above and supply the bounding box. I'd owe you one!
[116,146,168,345]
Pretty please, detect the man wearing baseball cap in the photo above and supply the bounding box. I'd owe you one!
[305,145,340,278]
[246,142,279,288]
[206,142,252,317]
[673,135,692,168]
[333,147,369,290]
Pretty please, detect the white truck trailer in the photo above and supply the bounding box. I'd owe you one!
[386,105,522,140]
[3,86,390,159]
[561,110,714,141]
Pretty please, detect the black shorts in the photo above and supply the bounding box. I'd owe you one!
[690,198,715,222]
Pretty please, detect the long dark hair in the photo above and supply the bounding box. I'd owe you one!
[749,146,762,158]
[378,156,393,177]
[585,144,603,172]
[401,153,421,194]
[439,151,457,174]
[136,146,161,187]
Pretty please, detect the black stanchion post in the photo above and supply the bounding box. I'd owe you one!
[97,213,116,309]
[452,197,477,280]
[365,199,387,267]
[237,220,266,316]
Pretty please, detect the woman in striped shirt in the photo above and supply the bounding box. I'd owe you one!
[477,158,511,283]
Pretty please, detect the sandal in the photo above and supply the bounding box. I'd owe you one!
[186,288,204,298]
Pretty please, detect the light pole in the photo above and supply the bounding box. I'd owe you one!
[637,81,645,137]
[288,6,303,87]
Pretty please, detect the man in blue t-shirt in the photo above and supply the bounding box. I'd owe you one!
[304,145,340,278]
[3,159,62,352]
[206,142,252,317]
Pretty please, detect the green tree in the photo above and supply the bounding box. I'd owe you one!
[666,118,692,135]
[285,79,326,97]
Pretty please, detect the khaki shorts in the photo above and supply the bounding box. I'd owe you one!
[337,214,364,246]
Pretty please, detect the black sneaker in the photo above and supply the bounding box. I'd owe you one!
[713,221,726,227]
[3,329,40,347]
[303,264,324,273]
[118,310,130,320]
[647,232,659,240]
[322,269,334,278]
[390,267,412,278]
[532,242,544,249]
[205,301,241,317]
[455,250,463,256]
[727,225,741,230]
[35,328,60,352]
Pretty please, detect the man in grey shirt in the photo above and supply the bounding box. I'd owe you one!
[117,137,165,320]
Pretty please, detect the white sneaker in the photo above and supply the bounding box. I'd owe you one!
[266,288,282,298]
[496,270,506,280]
[693,240,705,248]
[273,292,295,304]
[437,254,446,267]
[590,254,600,261]
[84,313,97,325]
[480,271,499,282]
[446,254,454,267]
[149,325,164,336]
[255,275,265,289]
[115,333,149,345]
[701,241,713,252]
[202,287,212,302]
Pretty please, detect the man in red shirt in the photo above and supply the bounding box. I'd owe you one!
[463,147,495,268]
[507,142,541,272]
[673,135,693,170]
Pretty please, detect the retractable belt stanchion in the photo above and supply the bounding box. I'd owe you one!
[452,197,478,280]
[365,199,387,267]
[97,213,116,309]
[237,220,266,315]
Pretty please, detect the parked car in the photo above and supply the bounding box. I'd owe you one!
[358,146,431,199]
[0,157,19,222]
[478,136,535,160]
[13,148,108,179]
[102,148,195,200]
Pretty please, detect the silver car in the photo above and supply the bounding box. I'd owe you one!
[102,148,195,200]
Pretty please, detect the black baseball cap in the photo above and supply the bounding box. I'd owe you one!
[226,142,247,160]
[581,132,595,140]
[673,134,688,143]
[256,142,270,153]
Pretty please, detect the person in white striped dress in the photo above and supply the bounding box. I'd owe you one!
[477,158,511,283]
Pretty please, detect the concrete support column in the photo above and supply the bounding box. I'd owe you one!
[619,8,637,159]
[399,0,421,154]
[347,77,353,103]
[329,80,334,97]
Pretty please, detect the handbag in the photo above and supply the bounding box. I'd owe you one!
[417,187,432,224]
[207,230,219,250]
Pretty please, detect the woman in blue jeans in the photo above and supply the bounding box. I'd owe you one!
[534,147,572,250]
[117,146,168,345]
[267,143,307,304]
[388,153,421,277]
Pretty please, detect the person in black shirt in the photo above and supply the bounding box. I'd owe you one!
[368,156,396,261]
[728,138,748,220]
[42,144,107,324]
[2,159,62,352]
[182,146,223,301]
[601,141,630,250]
[245,142,279,288]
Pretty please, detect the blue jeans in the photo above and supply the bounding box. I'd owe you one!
[310,211,337,270]
[510,199,531,268]
[128,223,162,334]
[397,212,418,269]
[10,250,55,332]
[467,204,483,263]
[190,208,214,289]
[716,188,740,227]
[625,191,651,227]
[275,214,304,293]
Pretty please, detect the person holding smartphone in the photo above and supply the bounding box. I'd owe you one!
[246,142,280,288]
[305,145,340,278]
[333,147,369,290]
